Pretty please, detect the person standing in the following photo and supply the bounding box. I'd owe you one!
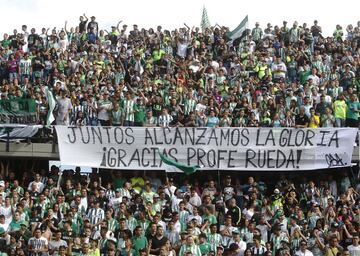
[87,16,99,35]
[121,91,135,126]
[295,240,314,256]
[18,53,32,83]
[56,89,72,125]
[321,107,335,127]
[28,228,49,256]
[295,107,309,128]
[134,97,146,127]
[79,14,88,34]
[97,90,113,126]
[347,233,360,256]
[110,102,123,126]
[333,94,347,127]
[179,236,201,256]
[271,57,287,81]
[346,93,360,127]
[158,108,173,127]
[252,22,263,44]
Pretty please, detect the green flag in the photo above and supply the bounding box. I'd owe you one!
[200,6,211,32]
[159,152,201,175]
[226,15,249,40]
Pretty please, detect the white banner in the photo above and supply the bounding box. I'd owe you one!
[55,126,357,171]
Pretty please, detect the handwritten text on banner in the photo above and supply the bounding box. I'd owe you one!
[55,127,357,171]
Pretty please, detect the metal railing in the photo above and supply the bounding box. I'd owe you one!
[0,124,56,152]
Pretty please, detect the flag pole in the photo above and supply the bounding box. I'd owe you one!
[217,169,221,191]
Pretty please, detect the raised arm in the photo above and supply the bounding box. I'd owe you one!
[64,21,68,33]
[117,20,123,32]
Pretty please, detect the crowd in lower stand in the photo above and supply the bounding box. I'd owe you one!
[0,163,358,256]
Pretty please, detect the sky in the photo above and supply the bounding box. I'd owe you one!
[0,0,359,37]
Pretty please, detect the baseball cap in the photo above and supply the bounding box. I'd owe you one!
[20,221,29,227]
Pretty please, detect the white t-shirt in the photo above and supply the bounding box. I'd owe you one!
[295,249,314,256]
[271,62,287,79]
[97,100,113,121]
[27,181,45,193]
[187,214,202,225]
[256,224,269,242]
[39,33,48,47]
[49,239,67,252]
[177,42,188,58]
[189,194,202,207]
[28,236,48,252]
[348,244,360,256]
[0,222,9,232]
[56,97,73,125]
[308,75,320,86]
[228,239,247,256]
[0,205,12,224]
[195,103,207,113]
[19,59,32,75]
[59,39,68,52]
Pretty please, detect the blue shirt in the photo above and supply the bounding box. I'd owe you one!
[206,116,219,127]
[87,32,97,44]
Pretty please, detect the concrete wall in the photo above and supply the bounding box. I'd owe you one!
[0,142,59,159]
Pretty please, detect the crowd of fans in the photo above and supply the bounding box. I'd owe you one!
[0,15,360,256]
[0,16,360,128]
[0,163,359,256]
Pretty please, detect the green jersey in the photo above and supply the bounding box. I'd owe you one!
[346,100,360,120]
[132,236,148,256]
[199,242,212,255]
[134,103,146,123]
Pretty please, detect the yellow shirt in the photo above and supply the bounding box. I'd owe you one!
[308,115,320,128]
[88,248,100,256]
[333,100,347,119]
[324,246,340,256]
[131,177,145,193]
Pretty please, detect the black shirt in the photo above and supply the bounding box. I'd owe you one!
[79,21,87,33]
[151,236,168,255]
[28,34,40,48]
[295,114,309,126]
